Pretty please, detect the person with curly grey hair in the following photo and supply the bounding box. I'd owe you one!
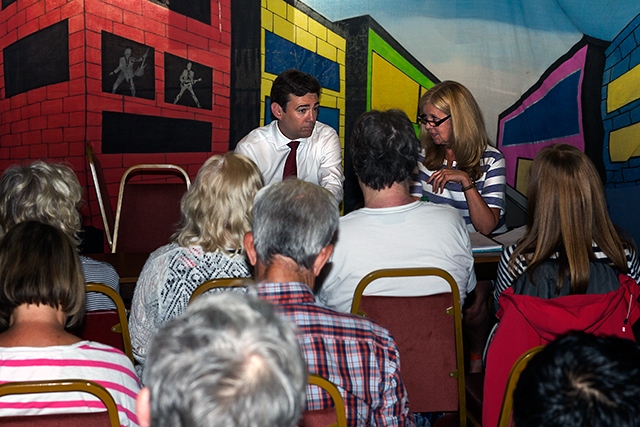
[0,161,120,311]
[136,292,307,427]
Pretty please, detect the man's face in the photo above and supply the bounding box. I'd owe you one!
[272,92,319,140]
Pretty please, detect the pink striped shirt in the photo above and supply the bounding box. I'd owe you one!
[0,341,140,426]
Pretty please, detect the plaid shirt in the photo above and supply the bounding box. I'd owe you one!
[253,282,415,427]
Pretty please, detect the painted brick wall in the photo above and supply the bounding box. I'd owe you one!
[0,0,232,240]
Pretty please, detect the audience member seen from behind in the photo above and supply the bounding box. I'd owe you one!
[129,152,263,382]
[513,332,640,427]
[0,221,140,426]
[245,179,415,426]
[411,80,506,235]
[0,161,120,311]
[494,143,640,310]
[136,293,306,427]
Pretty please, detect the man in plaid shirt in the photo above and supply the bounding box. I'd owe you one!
[245,179,415,427]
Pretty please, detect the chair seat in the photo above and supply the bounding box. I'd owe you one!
[299,407,337,427]
[0,411,111,427]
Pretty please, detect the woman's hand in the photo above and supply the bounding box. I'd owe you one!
[427,168,473,193]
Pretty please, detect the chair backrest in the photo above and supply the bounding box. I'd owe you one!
[0,379,119,427]
[350,268,466,424]
[78,283,134,363]
[497,346,544,427]
[86,144,115,251]
[300,374,348,427]
[112,164,191,253]
[188,277,254,305]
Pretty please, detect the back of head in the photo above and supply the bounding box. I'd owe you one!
[175,152,263,254]
[145,293,307,427]
[0,161,82,244]
[512,143,627,293]
[0,221,85,331]
[270,69,321,110]
[513,332,640,427]
[252,179,339,270]
[350,109,421,190]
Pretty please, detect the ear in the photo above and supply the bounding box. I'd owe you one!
[271,102,284,120]
[136,387,151,427]
[244,232,258,266]
[312,244,334,277]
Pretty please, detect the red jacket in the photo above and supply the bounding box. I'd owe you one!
[482,274,640,427]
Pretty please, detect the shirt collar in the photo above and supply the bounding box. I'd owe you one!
[252,282,316,305]
[272,121,310,149]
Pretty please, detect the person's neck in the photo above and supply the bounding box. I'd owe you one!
[0,304,81,347]
[361,181,415,209]
[255,256,316,291]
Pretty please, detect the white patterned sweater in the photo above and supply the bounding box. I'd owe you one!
[128,243,251,381]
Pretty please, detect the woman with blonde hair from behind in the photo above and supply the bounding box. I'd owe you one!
[129,152,263,381]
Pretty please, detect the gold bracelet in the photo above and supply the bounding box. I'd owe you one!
[461,181,476,191]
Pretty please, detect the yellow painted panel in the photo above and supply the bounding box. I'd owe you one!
[607,64,640,113]
[296,27,316,52]
[261,8,273,32]
[267,0,286,18]
[327,29,346,51]
[261,0,266,7]
[273,14,295,41]
[308,18,326,40]
[609,122,640,162]
[337,97,345,111]
[317,39,337,61]
[287,4,308,30]
[371,53,420,118]
[337,49,345,65]
[515,158,532,196]
[321,94,337,108]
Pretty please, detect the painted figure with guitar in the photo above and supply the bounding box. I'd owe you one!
[173,62,202,108]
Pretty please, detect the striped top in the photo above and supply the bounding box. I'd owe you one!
[494,242,640,311]
[82,256,120,312]
[410,145,507,233]
[0,341,140,426]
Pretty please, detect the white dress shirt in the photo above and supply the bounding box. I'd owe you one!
[235,120,344,202]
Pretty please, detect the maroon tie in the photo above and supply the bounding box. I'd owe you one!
[282,141,300,179]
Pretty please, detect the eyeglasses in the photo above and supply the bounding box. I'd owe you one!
[417,114,451,127]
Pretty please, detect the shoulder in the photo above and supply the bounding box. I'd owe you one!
[482,145,505,163]
[236,122,275,147]
[312,121,339,142]
[80,256,119,284]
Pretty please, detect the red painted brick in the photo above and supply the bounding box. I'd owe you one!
[86,46,101,65]
[64,156,84,172]
[64,126,86,142]
[69,141,86,156]
[170,27,208,49]
[112,22,144,41]
[165,152,208,165]
[87,111,102,125]
[186,19,217,40]
[38,9,62,30]
[69,112,86,127]
[0,29,19,48]
[85,29,101,48]
[1,133,21,147]
[47,82,71,100]
[3,109,21,124]
[49,142,69,157]
[124,10,165,36]
[42,128,63,143]
[141,0,169,21]
[41,99,64,115]
[22,130,43,145]
[61,0,84,19]
[9,92,26,109]
[84,12,111,32]
[0,123,10,136]
[166,12,187,31]
[30,143,48,158]
[86,126,101,140]
[44,0,66,12]
[69,30,84,50]
[103,167,124,183]
[10,145,30,160]
[105,0,142,15]
[220,30,231,46]
[7,10,26,32]
[123,153,166,165]
[11,119,29,134]
[63,95,85,112]
[29,115,48,130]
[69,62,84,81]
[68,14,86,33]
[86,1,123,23]
[0,148,11,161]
[21,103,42,119]
[100,155,124,170]
[144,32,170,52]
[87,94,123,112]
[86,63,102,80]
[25,2,45,21]
[26,86,47,104]
[48,113,70,128]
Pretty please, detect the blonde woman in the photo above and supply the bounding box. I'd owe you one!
[129,152,263,381]
[410,80,506,235]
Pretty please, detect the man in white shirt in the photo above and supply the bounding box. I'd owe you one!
[317,109,476,313]
[235,69,344,202]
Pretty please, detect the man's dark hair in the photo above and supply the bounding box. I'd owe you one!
[513,331,640,427]
[350,109,421,191]
[270,69,321,111]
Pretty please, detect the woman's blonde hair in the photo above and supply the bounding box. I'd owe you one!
[0,161,83,246]
[418,81,488,180]
[174,153,263,254]
[509,144,629,294]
